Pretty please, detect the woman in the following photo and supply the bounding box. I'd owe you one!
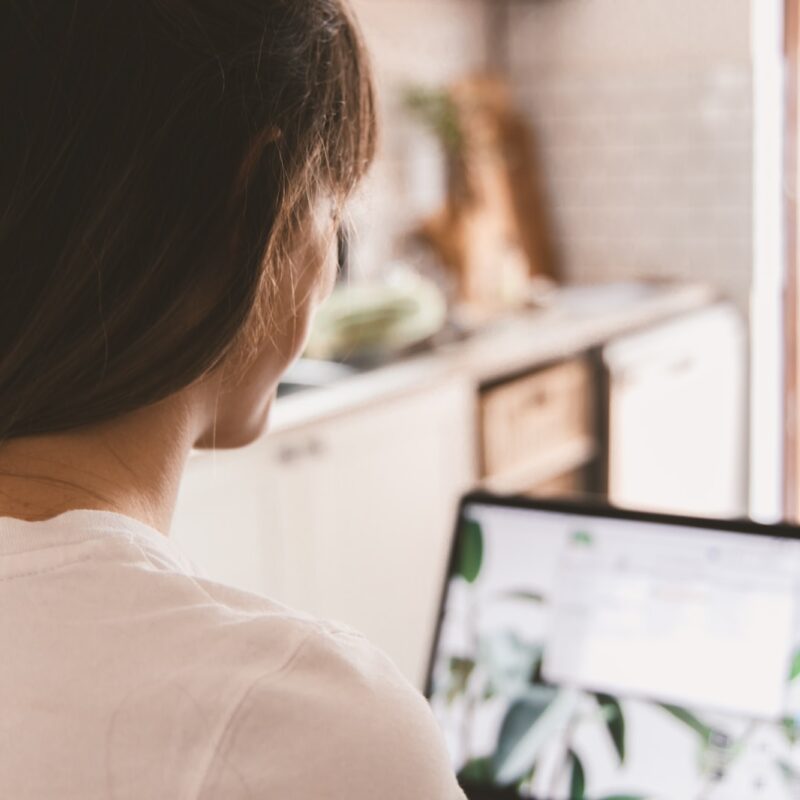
[0,2,466,798]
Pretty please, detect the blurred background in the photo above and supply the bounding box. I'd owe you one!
[171,0,800,688]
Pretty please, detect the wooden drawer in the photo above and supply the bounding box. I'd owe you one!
[480,357,594,479]
[529,468,585,498]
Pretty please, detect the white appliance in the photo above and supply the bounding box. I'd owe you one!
[604,303,748,519]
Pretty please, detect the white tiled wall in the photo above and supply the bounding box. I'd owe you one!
[508,0,755,311]
[512,66,753,307]
[507,0,752,71]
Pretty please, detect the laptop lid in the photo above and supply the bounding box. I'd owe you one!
[425,491,800,800]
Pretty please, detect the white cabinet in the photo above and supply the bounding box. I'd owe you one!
[604,304,748,519]
[171,376,477,687]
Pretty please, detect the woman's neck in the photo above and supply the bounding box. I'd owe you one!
[0,394,202,534]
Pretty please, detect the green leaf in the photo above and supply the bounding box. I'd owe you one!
[492,691,555,782]
[572,531,594,547]
[782,716,800,744]
[402,85,463,152]
[595,693,626,763]
[455,519,484,583]
[498,589,546,603]
[446,656,475,704]
[790,649,800,681]
[778,758,800,785]
[568,750,586,799]
[494,688,582,785]
[658,704,714,741]
[514,763,538,791]
[479,631,544,695]
[597,796,649,800]
[458,756,495,783]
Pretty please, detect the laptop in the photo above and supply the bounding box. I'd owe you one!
[425,491,800,800]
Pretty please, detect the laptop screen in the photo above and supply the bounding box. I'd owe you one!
[425,495,800,799]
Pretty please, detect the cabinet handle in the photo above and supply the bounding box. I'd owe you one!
[527,388,549,408]
[306,438,325,457]
[614,356,697,389]
[668,358,695,375]
[278,445,302,464]
[277,438,325,464]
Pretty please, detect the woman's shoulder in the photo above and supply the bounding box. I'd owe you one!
[186,584,465,799]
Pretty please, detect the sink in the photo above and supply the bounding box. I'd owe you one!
[276,358,360,398]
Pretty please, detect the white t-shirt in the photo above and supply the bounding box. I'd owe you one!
[0,509,466,799]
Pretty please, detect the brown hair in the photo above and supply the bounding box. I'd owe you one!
[0,0,376,441]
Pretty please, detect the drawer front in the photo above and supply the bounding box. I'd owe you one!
[528,468,586,498]
[480,357,593,477]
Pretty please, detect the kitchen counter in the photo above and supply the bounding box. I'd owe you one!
[269,281,718,434]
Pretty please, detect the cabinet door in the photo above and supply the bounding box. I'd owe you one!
[171,439,297,597]
[172,377,477,687]
[273,378,477,686]
[605,305,747,518]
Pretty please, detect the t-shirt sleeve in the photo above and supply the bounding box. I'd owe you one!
[197,623,467,800]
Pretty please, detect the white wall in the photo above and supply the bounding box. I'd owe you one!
[507,0,754,312]
[508,0,751,70]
